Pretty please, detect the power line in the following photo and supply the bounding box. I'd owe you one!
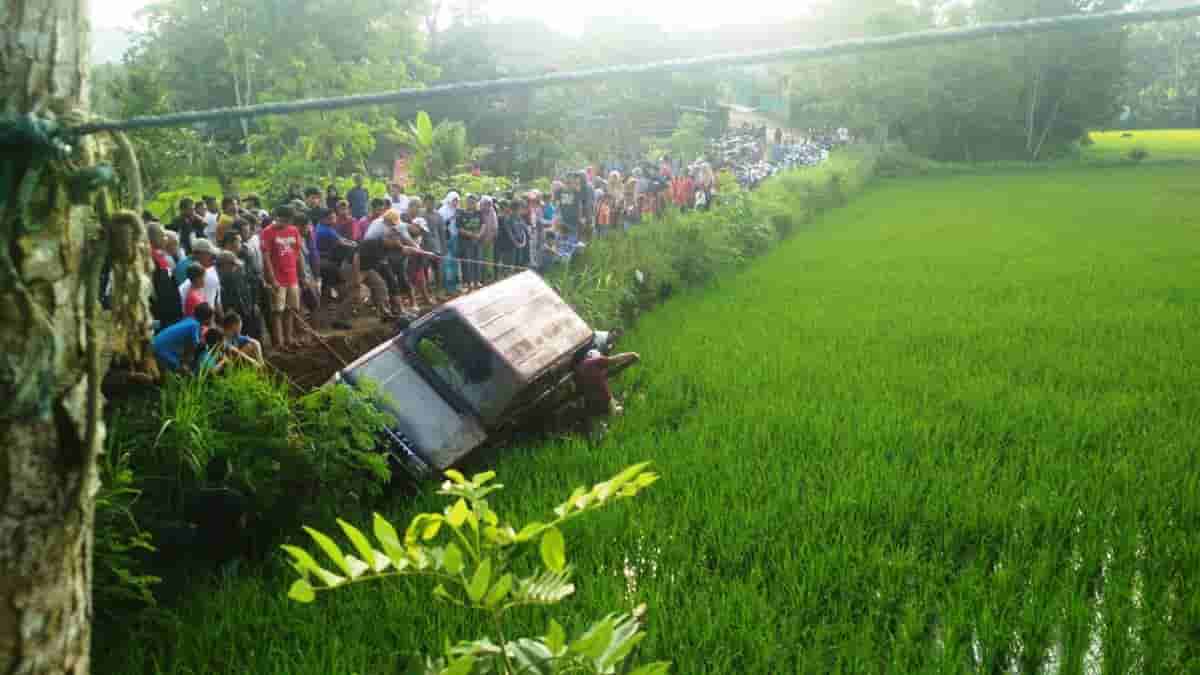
[73,4,1200,137]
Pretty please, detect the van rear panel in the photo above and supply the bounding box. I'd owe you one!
[449,271,593,385]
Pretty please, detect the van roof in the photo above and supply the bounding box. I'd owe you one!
[442,271,592,385]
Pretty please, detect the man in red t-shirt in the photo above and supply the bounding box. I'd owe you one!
[260,205,303,350]
[574,349,640,418]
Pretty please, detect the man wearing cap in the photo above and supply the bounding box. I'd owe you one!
[179,238,222,315]
[364,210,424,314]
[355,201,400,320]
[216,245,263,342]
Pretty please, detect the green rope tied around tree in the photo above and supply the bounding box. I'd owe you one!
[0,111,133,424]
[0,112,119,237]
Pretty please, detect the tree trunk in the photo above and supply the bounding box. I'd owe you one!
[1032,83,1067,162]
[0,0,101,672]
[1025,67,1041,155]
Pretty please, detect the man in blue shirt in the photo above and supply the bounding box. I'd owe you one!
[314,208,356,330]
[346,174,370,220]
[152,303,214,374]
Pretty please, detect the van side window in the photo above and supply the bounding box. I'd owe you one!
[414,320,493,407]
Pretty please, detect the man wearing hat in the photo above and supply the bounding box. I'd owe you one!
[179,238,222,315]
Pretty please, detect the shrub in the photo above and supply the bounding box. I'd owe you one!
[425,173,514,201]
[873,143,939,177]
[732,221,778,258]
[770,214,796,238]
[283,464,669,675]
[94,435,161,614]
[150,365,393,536]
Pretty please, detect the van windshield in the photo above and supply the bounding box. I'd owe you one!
[412,318,505,418]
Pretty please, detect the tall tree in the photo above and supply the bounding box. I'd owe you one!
[791,0,1127,161]
[0,0,146,672]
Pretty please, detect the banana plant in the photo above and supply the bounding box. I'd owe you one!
[391,111,470,188]
[283,463,669,675]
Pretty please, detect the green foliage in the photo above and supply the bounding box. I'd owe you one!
[1127,144,1149,163]
[666,114,709,164]
[1122,18,1200,129]
[792,0,1128,161]
[295,381,396,499]
[117,0,432,198]
[94,434,161,614]
[284,465,667,674]
[152,366,392,531]
[423,174,516,202]
[91,50,207,203]
[393,112,473,189]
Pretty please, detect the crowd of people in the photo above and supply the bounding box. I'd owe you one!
[141,123,846,375]
[712,123,848,188]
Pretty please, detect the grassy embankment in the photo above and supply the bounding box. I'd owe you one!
[103,153,1200,672]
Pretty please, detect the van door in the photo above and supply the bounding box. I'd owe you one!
[338,339,488,473]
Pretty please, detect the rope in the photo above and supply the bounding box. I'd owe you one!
[289,308,353,368]
[69,4,1200,137]
[435,254,531,273]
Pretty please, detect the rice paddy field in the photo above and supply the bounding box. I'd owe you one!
[1085,128,1200,163]
[102,163,1200,673]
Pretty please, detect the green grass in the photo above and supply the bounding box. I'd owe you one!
[100,164,1200,673]
[146,176,226,221]
[1085,128,1200,162]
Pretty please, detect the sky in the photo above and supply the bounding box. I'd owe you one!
[92,0,803,36]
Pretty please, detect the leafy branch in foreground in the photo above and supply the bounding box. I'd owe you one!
[283,463,668,675]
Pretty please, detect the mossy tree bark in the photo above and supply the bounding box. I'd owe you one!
[0,1,107,672]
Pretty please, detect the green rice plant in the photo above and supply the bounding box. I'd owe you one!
[282,464,667,675]
[1085,129,1200,163]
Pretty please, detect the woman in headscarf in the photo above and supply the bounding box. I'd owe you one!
[477,195,499,285]
[438,191,462,295]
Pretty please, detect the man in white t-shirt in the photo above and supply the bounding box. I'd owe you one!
[388,182,410,214]
[202,195,219,237]
[178,238,222,313]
